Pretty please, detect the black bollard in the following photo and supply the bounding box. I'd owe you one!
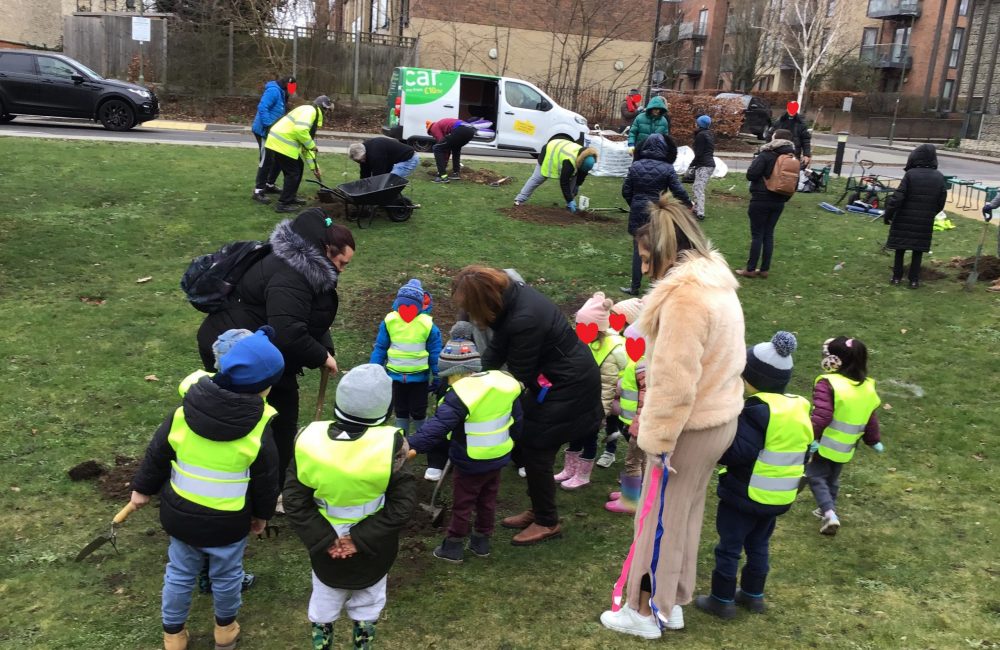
[834,132,849,176]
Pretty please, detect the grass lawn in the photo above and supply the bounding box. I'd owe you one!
[1,137,998,650]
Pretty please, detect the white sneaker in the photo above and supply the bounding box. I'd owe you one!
[599,605,662,640]
[517,467,527,478]
[820,512,841,535]
[423,468,443,482]
[664,604,684,630]
[514,200,522,207]
[596,451,616,468]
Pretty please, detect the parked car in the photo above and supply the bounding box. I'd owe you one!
[715,92,771,139]
[0,49,158,130]
[382,66,588,155]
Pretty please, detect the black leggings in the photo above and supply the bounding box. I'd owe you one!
[433,125,477,175]
[746,200,786,272]
[893,249,924,282]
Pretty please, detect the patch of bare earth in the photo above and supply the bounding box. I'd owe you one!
[499,206,619,226]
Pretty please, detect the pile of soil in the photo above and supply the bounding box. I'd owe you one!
[461,168,513,185]
[919,266,949,281]
[349,265,463,339]
[97,456,141,502]
[68,460,106,481]
[500,206,619,226]
[598,133,628,142]
[946,255,1000,282]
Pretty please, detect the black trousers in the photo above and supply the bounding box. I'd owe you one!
[391,380,429,420]
[433,125,477,176]
[274,151,304,205]
[521,444,560,527]
[893,249,924,282]
[254,133,280,191]
[630,238,643,292]
[746,200,786,272]
[712,500,776,598]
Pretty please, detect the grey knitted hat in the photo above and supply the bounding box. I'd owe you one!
[743,331,797,393]
[334,364,392,426]
[438,321,482,377]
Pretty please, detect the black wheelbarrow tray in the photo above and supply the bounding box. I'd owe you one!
[310,173,418,227]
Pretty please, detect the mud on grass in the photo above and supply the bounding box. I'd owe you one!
[347,265,464,339]
[946,254,1000,282]
[500,206,619,226]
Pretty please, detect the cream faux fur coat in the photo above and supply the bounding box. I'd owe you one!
[636,250,746,455]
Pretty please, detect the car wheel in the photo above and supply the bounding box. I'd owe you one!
[99,99,135,131]
[407,138,433,153]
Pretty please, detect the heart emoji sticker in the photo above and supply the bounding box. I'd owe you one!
[786,100,799,116]
[609,312,627,332]
[576,322,599,344]
[625,336,646,362]
[398,304,418,323]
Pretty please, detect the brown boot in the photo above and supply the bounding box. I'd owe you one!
[734,269,758,278]
[501,510,535,530]
[214,621,240,650]
[163,629,189,650]
[511,522,562,546]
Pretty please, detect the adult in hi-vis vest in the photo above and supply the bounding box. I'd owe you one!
[130,329,285,650]
[264,95,333,213]
[284,364,416,650]
[514,138,598,213]
[807,336,884,536]
[694,332,812,620]
[408,321,524,563]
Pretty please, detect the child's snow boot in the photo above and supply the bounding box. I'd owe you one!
[560,458,595,490]
[432,537,465,563]
[213,620,240,650]
[735,589,768,613]
[694,570,738,620]
[553,450,581,482]
[605,474,641,513]
[163,628,189,650]
[736,568,768,613]
[353,620,377,649]
[469,533,491,558]
[311,622,333,650]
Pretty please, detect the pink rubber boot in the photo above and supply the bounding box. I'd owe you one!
[561,458,595,490]
[553,450,581,482]
[605,475,642,514]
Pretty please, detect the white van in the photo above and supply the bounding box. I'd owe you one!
[381,67,588,156]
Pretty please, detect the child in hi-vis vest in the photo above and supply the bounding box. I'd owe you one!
[284,364,416,650]
[807,336,883,536]
[130,328,284,650]
[369,278,443,480]
[597,298,644,470]
[554,292,628,490]
[407,322,524,563]
[606,322,648,515]
[695,332,812,620]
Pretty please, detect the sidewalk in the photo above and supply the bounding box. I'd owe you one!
[811,133,1000,164]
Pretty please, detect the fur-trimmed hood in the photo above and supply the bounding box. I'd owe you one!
[269,219,340,293]
[760,138,794,153]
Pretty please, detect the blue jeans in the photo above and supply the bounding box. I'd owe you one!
[390,154,419,178]
[712,500,775,599]
[162,536,247,627]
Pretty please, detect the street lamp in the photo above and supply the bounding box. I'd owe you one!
[834,132,848,176]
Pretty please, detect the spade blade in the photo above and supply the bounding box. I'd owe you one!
[75,533,113,562]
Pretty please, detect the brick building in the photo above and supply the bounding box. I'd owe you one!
[955,1,999,148]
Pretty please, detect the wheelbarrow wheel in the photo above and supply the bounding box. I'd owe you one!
[388,196,414,222]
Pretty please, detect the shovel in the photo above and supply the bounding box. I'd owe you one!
[75,502,137,561]
[965,221,991,290]
[419,459,451,527]
[314,367,330,420]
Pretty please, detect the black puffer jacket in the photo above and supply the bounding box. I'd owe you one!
[359,137,415,178]
[692,127,716,168]
[883,144,948,252]
[746,139,796,202]
[197,210,339,374]
[481,279,603,450]
[622,133,692,234]
[131,376,280,547]
[772,113,812,158]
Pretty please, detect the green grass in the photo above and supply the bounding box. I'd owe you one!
[1,138,998,650]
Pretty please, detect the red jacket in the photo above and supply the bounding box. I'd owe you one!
[428,118,462,142]
[811,378,881,444]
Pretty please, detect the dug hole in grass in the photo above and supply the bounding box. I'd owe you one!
[0,138,998,649]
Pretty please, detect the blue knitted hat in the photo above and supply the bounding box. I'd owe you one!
[215,328,285,394]
[743,331,797,393]
[395,278,428,309]
[696,115,712,129]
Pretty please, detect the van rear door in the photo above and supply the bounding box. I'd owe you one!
[399,68,460,143]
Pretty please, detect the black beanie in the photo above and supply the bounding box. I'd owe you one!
[289,208,333,247]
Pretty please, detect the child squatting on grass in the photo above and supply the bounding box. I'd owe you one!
[130,328,285,650]
[369,278,444,481]
[807,336,884,536]
[553,292,628,490]
[407,321,524,563]
[283,364,416,650]
[694,331,813,619]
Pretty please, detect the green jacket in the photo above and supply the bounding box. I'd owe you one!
[628,96,670,148]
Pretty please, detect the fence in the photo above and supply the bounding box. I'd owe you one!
[63,14,417,99]
[542,85,622,125]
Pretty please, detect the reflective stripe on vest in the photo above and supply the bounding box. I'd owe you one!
[747,393,813,506]
[452,370,522,460]
[167,404,274,512]
[541,139,583,179]
[265,105,321,165]
[814,373,881,463]
[295,421,398,536]
[384,311,433,374]
[618,358,644,425]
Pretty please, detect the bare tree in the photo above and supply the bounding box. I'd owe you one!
[778,0,849,106]
[726,0,771,91]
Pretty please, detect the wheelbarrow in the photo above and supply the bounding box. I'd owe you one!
[309,173,419,228]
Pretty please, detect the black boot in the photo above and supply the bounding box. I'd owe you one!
[737,568,768,613]
[311,622,333,650]
[694,570,738,620]
[433,537,465,563]
[469,533,491,558]
[353,620,376,649]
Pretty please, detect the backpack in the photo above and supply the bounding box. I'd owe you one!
[180,240,271,313]
[764,153,800,197]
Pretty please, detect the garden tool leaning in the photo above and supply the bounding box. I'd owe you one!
[75,502,137,561]
[964,220,991,290]
[419,460,451,527]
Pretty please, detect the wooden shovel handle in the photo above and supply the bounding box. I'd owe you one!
[113,502,137,524]
[314,367,331,421]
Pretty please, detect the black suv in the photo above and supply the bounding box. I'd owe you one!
[0,49,158,130]
[715,93,772,140]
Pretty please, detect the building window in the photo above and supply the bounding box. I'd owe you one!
[697,9,708,33]
[862,27,877,47]
[827,0,836,17]
[949,28,964,68]
[959,0,969,15]
[942,79,954,100]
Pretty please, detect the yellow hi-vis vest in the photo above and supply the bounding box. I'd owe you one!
[167,404,275,512]
[295,422,397,536]
[815,373,881,463]
[451,371,522,460]
[541,139,583,179]
[265,104,322,169]
[178,370,212,397]
[384,311,433,374]
[747,393,813,506]
[590,334,625,368]
[618,358,645,426]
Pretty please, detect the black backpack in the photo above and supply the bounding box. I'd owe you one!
[180,240,271,313]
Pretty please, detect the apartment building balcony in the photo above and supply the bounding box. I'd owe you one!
[677,22,708,40]
[779,54,796,70]
[867,0,921,19]
[860,43,913,69]
[684,53,703,75]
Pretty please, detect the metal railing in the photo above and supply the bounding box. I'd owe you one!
[867,0,921,18]
[860,43,913,69]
